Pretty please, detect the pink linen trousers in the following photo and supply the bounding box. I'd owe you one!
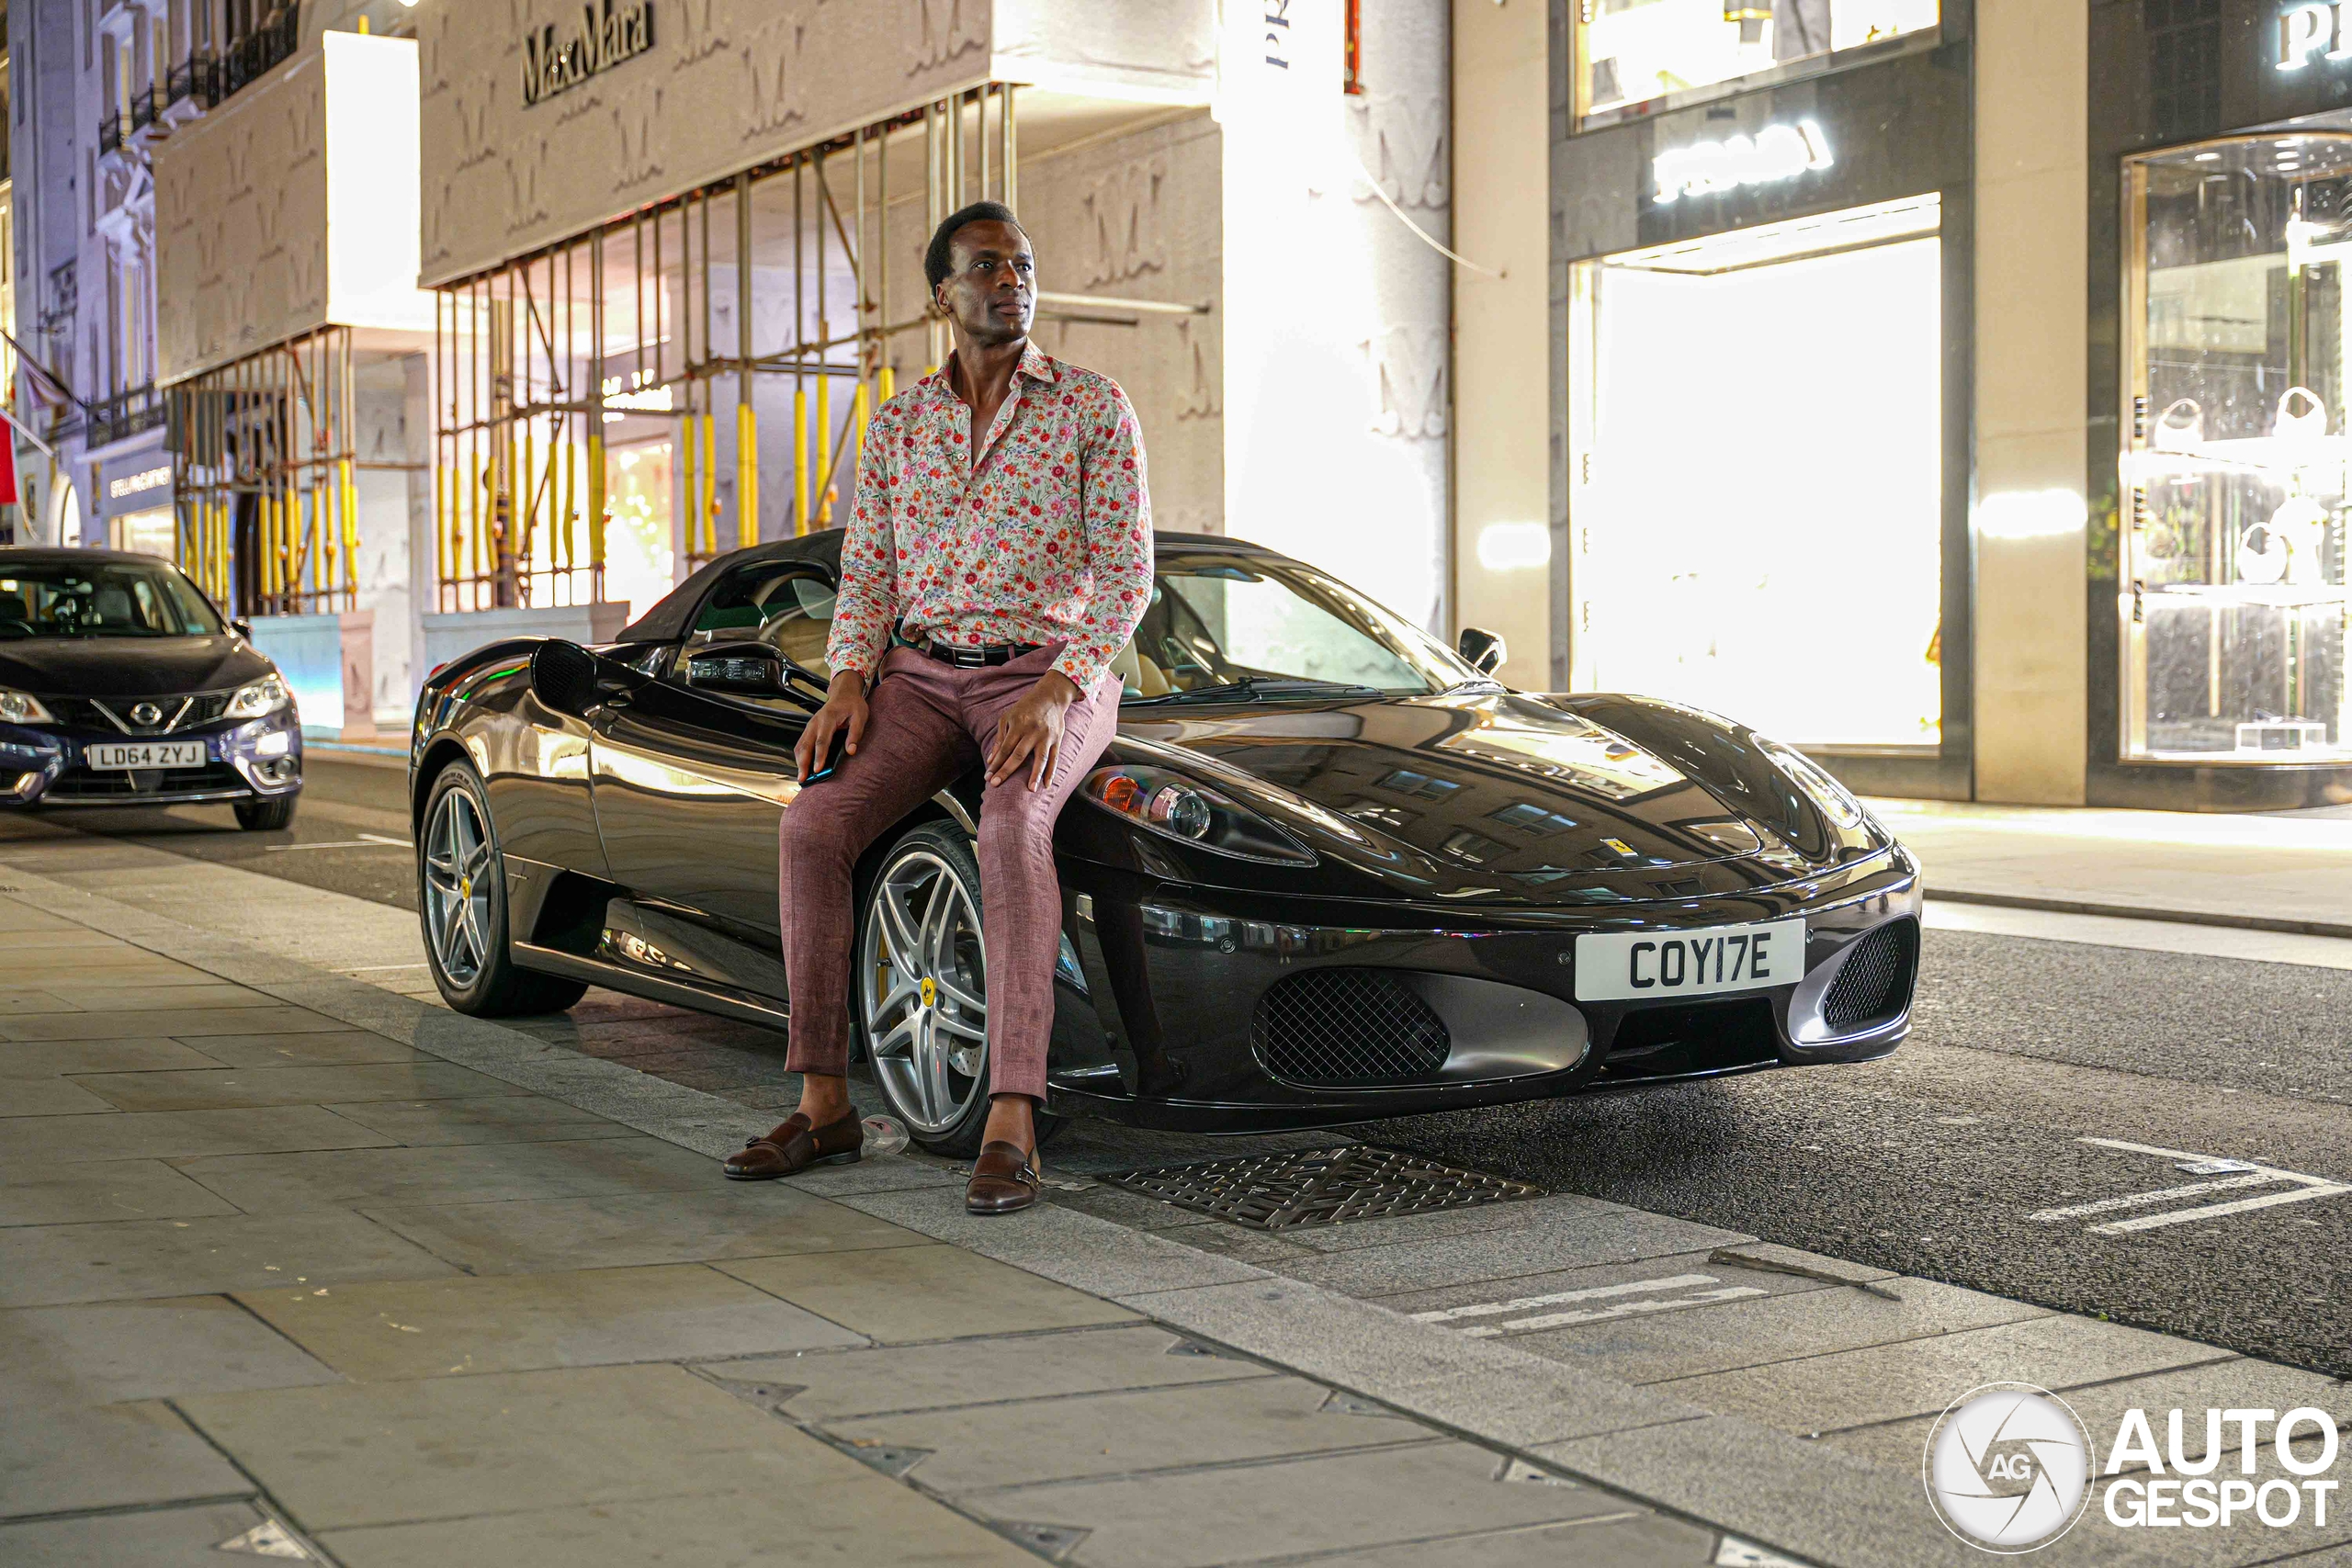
[777,345,1153,1102]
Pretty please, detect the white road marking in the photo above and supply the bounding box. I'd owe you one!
[2052,1138,2352,1236]
[1411,1272,1720,1324]
[1459,1286,1769,1337]
[1413,1272,1770,1339]
[265,838,410,853]
[2030,1173,2287,1222]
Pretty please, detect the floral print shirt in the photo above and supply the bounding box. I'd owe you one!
[827,344,1155,694]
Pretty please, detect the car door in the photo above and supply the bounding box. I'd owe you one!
[587,560,837,957]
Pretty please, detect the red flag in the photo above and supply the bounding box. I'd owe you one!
[0,434,20,507]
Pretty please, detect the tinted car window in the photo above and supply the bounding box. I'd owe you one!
[687,565,835,674]
[0,560,224,638]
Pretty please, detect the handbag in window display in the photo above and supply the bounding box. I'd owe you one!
[2123,137,2352,762]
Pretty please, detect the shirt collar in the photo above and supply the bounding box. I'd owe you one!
[927,341,1059,401]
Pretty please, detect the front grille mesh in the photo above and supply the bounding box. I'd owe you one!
[1822,919,1918,1032]
[49,761,244,799]
[1250,968,1451,1088]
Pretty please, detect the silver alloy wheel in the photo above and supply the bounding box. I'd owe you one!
[859,846,988,1135]
[423,785,495,989]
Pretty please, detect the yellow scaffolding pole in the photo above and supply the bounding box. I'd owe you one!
[853,380,869,489]
[793,386,809,535]
[698,410,717,557]
[560,436,576,571]
[736,402,759,549]
[815,374,831,525]
[678,406,697,561]
[340,457,358,599]
[587,431,606,585]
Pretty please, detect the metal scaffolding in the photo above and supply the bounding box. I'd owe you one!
[169,326,359,618]
[429,83,1022,604]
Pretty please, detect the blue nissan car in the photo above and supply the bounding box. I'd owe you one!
[0,548,302,828]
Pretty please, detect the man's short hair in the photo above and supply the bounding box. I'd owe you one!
[924,201,1028,293]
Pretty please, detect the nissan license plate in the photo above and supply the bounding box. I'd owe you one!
[85,740,207,771]
[1573,919,1806,1002]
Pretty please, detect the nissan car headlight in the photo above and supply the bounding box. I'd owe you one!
[1083,764,1315,864]
[0,689,56,725]
[1757,738,1870,831]
[225,673,292,720]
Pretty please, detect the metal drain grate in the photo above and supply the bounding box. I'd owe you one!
[1101,1145,1543,1231]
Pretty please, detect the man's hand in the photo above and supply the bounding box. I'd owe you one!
[986,671,1081,790]
[796,670,871,784]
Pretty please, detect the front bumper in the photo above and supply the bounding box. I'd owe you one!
[1043,846,1923,1132]
[0,711,305,808]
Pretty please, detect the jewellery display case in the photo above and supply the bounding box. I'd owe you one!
[2120,135,2352,762]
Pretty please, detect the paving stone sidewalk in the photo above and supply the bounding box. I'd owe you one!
[0,884,1734,1568]
[1,862,2322,1568]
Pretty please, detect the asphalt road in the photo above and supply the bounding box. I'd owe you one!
[39,758,2352,1376]
[28,750,421,910]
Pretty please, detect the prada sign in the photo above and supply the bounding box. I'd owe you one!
[523,1,656,107]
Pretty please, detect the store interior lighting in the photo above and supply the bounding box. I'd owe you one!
[1605,192,1941,276]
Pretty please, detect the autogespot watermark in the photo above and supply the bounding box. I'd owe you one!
[1924,1384,2093,1552]
[1926,1384,2344,1553]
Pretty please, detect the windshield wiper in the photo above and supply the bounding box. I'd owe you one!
[1127,677,1389,705]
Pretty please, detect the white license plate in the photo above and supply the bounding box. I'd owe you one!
[1573,919,1806,1002]
[85,740,207,771]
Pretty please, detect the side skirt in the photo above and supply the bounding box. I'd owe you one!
[510,942,794,1034]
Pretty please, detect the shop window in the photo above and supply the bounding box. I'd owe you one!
[1577,0,1938,128]
[1569,195,1944,750]
[2121,137,2352,763]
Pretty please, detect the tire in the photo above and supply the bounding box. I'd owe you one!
[852,820,1063,1157]
[417,761,588,1017]
[233,795,296,831]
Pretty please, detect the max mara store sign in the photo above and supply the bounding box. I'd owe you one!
[522,0,655,107]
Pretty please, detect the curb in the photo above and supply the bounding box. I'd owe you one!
[1931,888,2352,942]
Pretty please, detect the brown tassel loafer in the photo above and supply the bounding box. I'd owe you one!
[966,1139,1044,1215]
[723,1110,864,1180]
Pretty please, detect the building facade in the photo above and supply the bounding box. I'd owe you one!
[1453,0,2352,810]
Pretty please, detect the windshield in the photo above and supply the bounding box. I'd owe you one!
[1121,557,1477,699]
[0,561,226,640]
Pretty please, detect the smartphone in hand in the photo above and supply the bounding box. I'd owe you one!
[803,724,850,784]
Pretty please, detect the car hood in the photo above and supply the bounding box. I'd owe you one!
[1112,690,1850,906]
[0,636,275,699]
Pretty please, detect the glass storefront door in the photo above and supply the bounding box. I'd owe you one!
[1568,196,1944,749]
[2122,136,2352,764]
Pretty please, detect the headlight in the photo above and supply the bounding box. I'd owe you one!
[0,689,56,725]
[1083,764,1315,864]
[226,674,292,720]
[1757,738,1869,831]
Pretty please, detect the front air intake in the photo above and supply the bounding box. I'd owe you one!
[1250,968,1451,1088]
[1821,918,1919,1032]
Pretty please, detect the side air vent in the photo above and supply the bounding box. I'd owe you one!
[528,640,603,718]
[1821,918,1919,1032]
[1251,968,1451,1088]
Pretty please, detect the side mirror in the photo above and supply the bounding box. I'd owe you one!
[685,641,787,695]
[530,639,629,718]
[1457,626,1508,676]
[230,618,253,640]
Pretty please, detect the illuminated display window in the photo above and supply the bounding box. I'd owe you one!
[1568,196,1945,750]
[2120,136,2352,764]
[1577,0,1939,128]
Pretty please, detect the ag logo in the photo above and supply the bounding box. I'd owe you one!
[1924,1383,2091,1552]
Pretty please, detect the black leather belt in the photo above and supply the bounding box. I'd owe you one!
[921,638,1044,669]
